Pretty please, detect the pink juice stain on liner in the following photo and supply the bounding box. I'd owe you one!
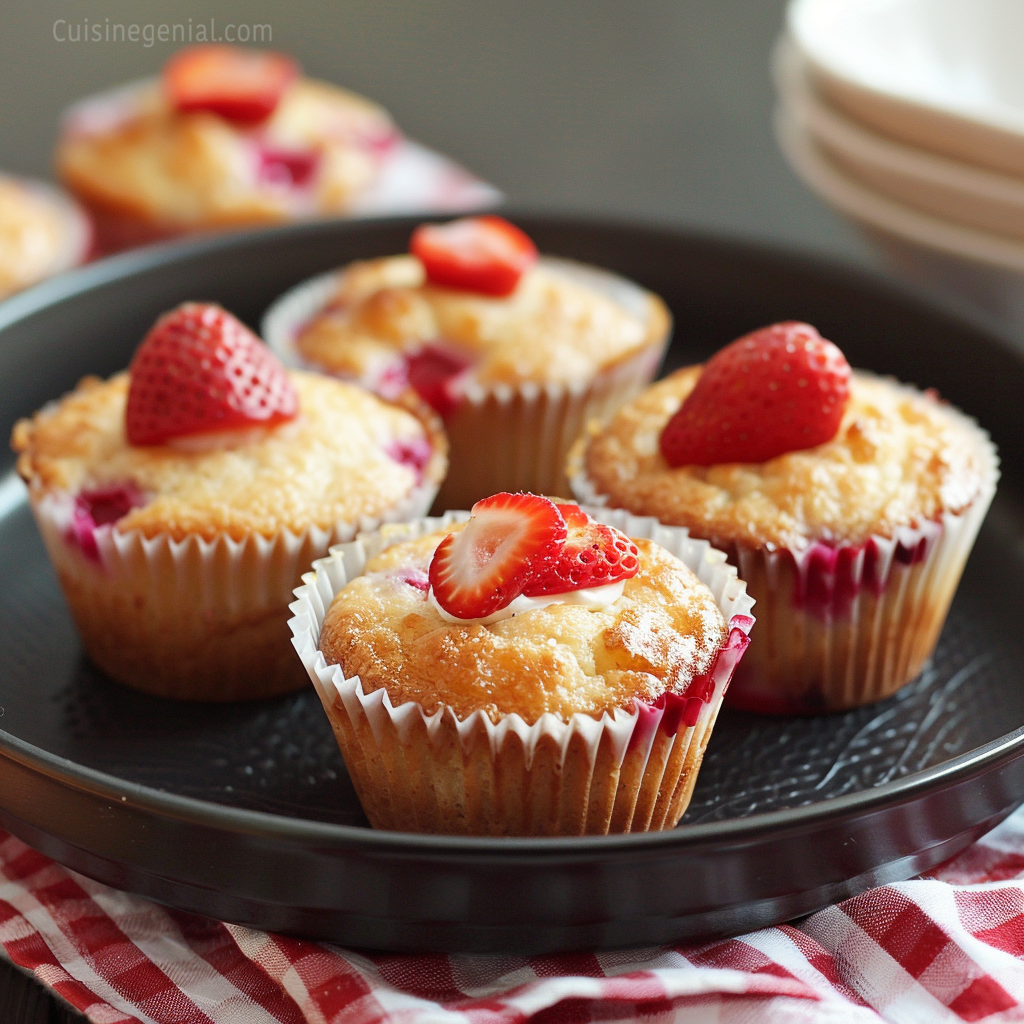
[628,620,751,748]
[792,534,933,618]
[67,484,145,562]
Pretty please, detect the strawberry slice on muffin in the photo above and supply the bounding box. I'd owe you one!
[428,494,642,620]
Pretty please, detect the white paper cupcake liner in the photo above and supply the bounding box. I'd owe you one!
[569,423,999,712]
[288,508,754,835]
[28,473,440,702]
[262,257,671,509]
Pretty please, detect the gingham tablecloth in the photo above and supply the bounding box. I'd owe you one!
[5,809,1024,1024]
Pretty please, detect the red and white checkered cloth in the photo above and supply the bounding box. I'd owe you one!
[5,810,1024,1024]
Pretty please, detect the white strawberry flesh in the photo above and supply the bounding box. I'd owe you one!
[427,493,565,620]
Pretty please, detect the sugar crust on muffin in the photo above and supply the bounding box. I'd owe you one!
[317,527,728,724]
[294,255,669,387]
[57,78,394,227]
[581,367,996,551]
[12,370,446,541]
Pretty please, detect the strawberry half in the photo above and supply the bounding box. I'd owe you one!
[410,216,538,297]
[428,493,566,619]
[523,504,640,596]
[163,45,298,124]
[126,302,298,446]
[660,321,852,467]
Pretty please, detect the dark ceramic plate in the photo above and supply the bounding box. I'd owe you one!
[0,216,1023,954]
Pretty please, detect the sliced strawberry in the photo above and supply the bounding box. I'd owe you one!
[428,493,566,619]
[164,45,298,124]
[126,302,298,446]
[410,216,538,297]
[523,503,640,596]
[660,321,852,467]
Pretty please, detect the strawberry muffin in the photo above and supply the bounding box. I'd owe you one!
[12,302,446,700]
[570,322,998,713]
[263,215,672,509]
[57,45,399,254]
[0,175,91,299]
[290,493,754,835]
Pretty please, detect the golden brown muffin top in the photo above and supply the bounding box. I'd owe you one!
[57,79,394,226]
[293,255,671,387]
[579,367,997,550]
[318,528,727,724]
[12,370,446,541]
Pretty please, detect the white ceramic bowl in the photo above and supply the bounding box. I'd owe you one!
[788,0,1024,178]
[776,37,1024,244]
[775,108,1024,343]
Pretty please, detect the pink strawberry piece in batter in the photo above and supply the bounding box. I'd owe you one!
[383,437,433,483]
[403,344,473,419]
[392,567,430,593]
[69,484,145,562]
[375,345,474,416]
[256,145,319,189]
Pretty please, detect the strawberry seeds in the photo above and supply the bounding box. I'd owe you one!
[428,493,640,620]
[126,302,298,446]
[660,321,852,467]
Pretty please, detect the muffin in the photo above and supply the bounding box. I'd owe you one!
[56,45,399,254]
[263,215,671,509]
[289,494,754,835]
[570,321,998,713]
[12,302,446,700]
[0,175,91,299]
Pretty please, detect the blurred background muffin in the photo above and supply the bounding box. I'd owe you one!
[0,175,91,299]
[55,44,499,254]
[263,215,670,508]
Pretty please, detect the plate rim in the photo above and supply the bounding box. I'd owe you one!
[1,472,1022,856]
[1,212,1023,864]
[2,699,1024,855]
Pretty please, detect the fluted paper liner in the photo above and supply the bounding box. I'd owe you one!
[288,509,754,835]
[262,258,671,509]
[569,422,999,712]
[30,475,440,702]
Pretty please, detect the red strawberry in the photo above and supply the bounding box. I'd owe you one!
[126,303,298,446]
[164,45,298,124]
[523,504,640,596]
[428,493,566,619]
[660,321,852,467]
[410,216,538,297]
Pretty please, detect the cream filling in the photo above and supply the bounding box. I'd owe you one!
[427,579,626,626]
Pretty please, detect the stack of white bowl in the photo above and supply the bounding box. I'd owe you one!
[778,0,1024,339]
